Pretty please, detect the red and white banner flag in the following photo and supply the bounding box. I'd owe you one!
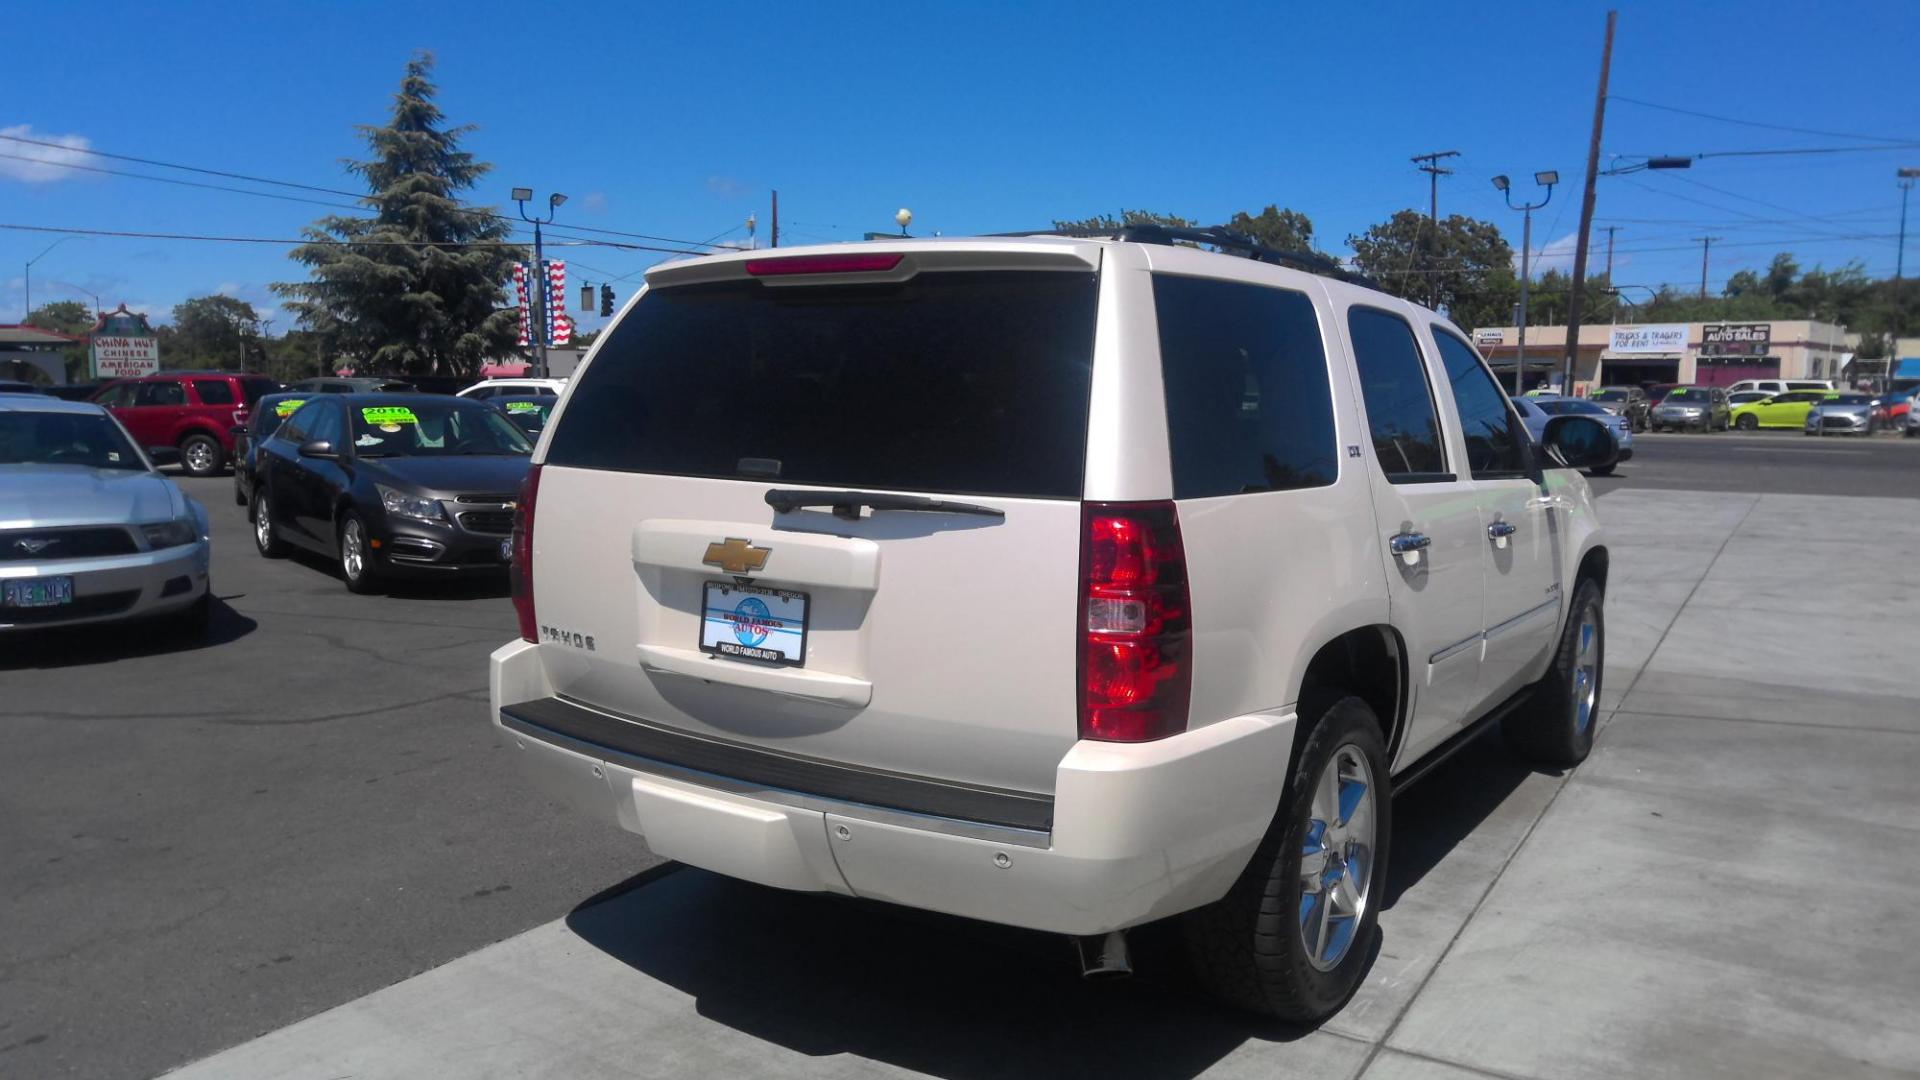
[546,260,571,345]
[512,263,531,346]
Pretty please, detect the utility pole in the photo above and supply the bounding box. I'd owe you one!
[771,190,780,249]
[1895,168,1917,386]
[1495,172,1558,393]
[1602,226,1623,277]
[1411,150,1459,222]
[1693,236,1720,299]
[1560,9,1617,398]
[1412,151,1459,307]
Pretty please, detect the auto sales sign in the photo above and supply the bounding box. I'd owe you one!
[1608,324,1687,354]
[89,305,161,378]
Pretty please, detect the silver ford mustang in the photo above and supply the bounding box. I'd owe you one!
[0,394,212,632]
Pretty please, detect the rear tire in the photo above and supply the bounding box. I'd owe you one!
[1183,695,1390,1022]
[179,433,223,478]
[339,512,381,594]
[1503,579,1604,769]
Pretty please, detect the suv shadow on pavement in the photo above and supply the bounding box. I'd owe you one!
[0,597,256,671]
[563,731,1534,1079]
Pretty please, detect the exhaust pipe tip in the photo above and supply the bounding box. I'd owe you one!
[1073,930,1133,980]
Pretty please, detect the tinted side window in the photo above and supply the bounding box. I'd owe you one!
[307,400,345,446]
[137,381,186,406]
[1153,275,1336,498]
[1430,329,1527,478]
[94,383,136,407]
[193,379,235,405]
[1347,307,1448,481]
[281,400,325,443]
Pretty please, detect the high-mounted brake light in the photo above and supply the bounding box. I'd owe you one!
[1078,501,1192,742]
[510,463,542,643]
[744,253,904,276]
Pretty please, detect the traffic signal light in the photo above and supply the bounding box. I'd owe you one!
[580,284,593,312]
[600,284,615,316]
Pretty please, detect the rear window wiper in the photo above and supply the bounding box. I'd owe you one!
[764,488,1005,521]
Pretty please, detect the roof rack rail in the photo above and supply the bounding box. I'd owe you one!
[995,224,1382,289]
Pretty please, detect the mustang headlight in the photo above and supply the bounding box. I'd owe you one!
[140,518,197,549]
[378,485,445,524]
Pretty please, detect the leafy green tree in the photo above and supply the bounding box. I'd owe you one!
[275,52,525,378]
[23,301,92,380]
[1051,209,1196,232]
[1348,211,1516,327]
[164,295,261,369]
[25,300,92,336]
[1225,205,1317,254]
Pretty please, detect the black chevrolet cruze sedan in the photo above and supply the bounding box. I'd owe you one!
[248,394,532,593]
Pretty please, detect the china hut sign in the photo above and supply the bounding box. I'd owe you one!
[90,305,160,378]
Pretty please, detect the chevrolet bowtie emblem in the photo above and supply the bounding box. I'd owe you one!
[703,537,770,575]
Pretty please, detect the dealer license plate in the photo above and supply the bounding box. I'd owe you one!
[700,581,808,665]
[4,576,74,608]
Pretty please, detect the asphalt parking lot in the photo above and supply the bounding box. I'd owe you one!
[6,435,1919,1080]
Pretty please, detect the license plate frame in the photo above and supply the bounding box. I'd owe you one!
[699,581,809,665]
[3,576,75,609]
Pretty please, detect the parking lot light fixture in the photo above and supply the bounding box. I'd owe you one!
[1495,171,1557,393]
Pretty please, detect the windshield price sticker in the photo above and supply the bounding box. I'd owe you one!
[505,401,542,414]
[274,398,307,417]
[361,406,419,427]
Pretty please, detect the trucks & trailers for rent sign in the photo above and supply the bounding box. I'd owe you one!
[91,335,160,378]
[1608,324,1687,354]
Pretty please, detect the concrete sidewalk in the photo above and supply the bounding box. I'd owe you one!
[163,490,1920,1080]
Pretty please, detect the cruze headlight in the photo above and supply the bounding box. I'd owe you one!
[378,485,445,524]
[140,518,197,549]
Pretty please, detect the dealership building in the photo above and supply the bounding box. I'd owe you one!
[1470,319,1852,392]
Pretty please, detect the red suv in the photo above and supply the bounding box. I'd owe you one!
[91,372,282,477]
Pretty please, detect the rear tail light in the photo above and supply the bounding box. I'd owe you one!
[510,463,541,643]
[1078,501,1191,742]
[745,253,904,276]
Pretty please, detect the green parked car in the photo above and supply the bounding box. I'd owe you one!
[1729,389,1831,431]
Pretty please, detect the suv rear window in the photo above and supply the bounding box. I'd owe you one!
[193,379,235,405]
[545,270,1100,499]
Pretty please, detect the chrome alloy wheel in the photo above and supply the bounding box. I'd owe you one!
[255,501,272,550]
[342,518,366,581]
[185,439,217,473]
[1572,605,1600,735]
[1300,745,1376,971]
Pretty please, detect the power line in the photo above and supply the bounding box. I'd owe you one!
[1608,95,1916,145]
[0,221,704,256]
[0,130,724,250]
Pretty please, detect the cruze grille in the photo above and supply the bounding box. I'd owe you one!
[458,511,514,535]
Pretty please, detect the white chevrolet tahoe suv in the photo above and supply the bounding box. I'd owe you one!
[491,229,1617,1021]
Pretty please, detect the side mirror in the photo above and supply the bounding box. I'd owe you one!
[148,447,181,467]
[1541,415,1620,472]
[1758,398,1774,406]
[298,439,337,459]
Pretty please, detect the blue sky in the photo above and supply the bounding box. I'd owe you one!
[5,0,1915,333]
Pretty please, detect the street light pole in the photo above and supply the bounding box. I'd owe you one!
[512,188,568,379]
[23,236,79,322]
[1494,172,1558,394]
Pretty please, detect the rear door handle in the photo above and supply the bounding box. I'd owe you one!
[1488,521,1518,540]
[1389,532,1431,555]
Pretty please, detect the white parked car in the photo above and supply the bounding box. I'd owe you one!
[489,230,1616,1020]
[456,377,568,400]
[0,395,212,632]
[1727,378,1834,395]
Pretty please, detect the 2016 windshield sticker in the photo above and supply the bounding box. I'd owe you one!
[361,406,418,426]
[274,398,307,417]
[505,401,542,414]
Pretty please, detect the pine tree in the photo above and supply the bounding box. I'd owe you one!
[275,52,525,377]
